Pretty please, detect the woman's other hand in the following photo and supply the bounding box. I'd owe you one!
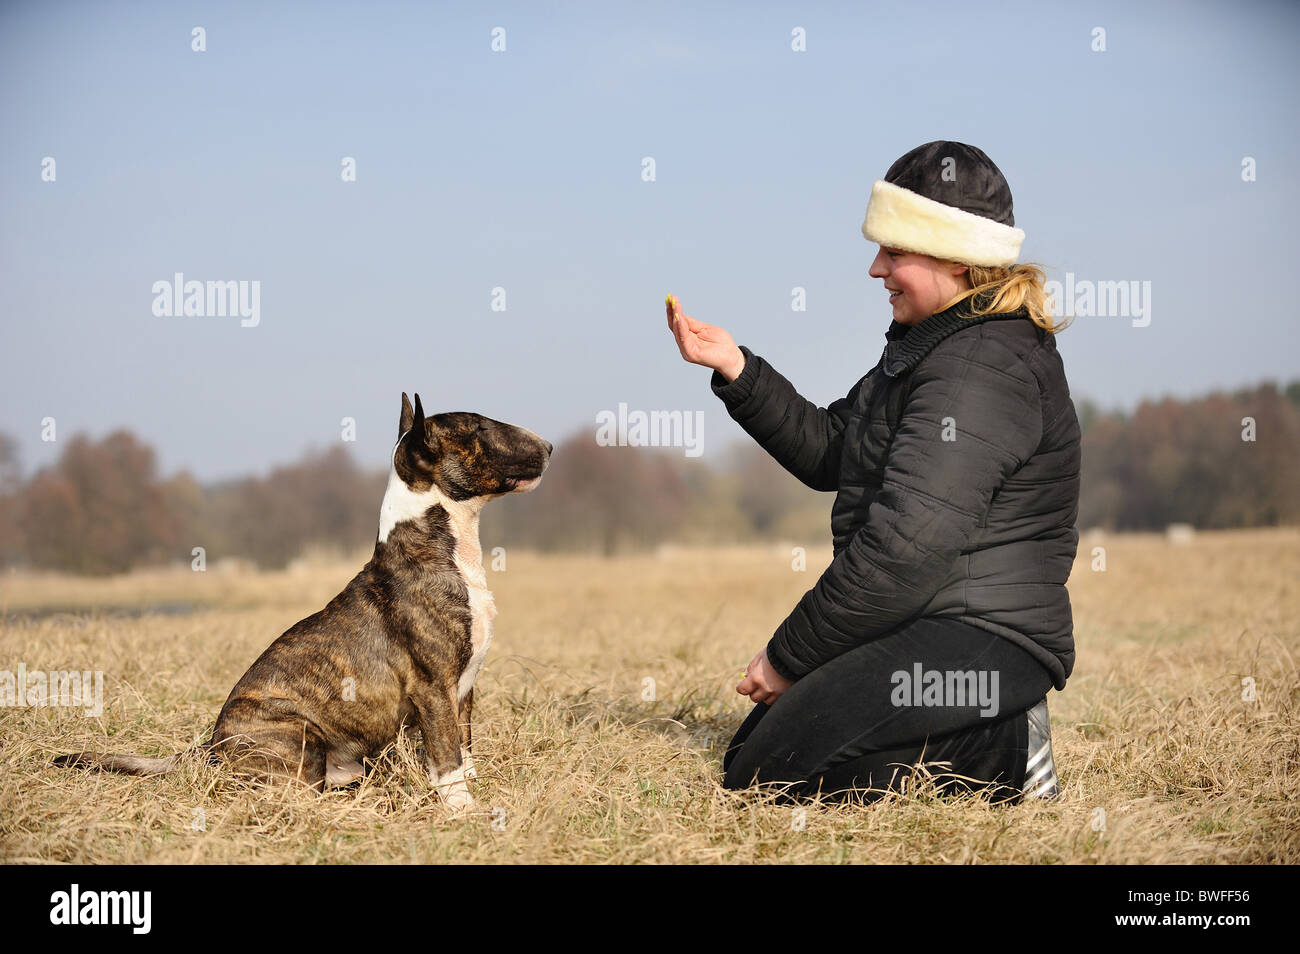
[737,647,793,705]
[665,294,746,382]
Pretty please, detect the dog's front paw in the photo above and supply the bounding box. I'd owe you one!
[459,748,477,780]
[441,783,475,813]
[432,763,475,813]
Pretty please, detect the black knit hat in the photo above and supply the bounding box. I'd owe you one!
[862,141,1025,267]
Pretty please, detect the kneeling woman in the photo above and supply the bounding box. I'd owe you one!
[666,141,1080,803]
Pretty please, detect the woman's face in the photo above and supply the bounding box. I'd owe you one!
[868,246,972,326]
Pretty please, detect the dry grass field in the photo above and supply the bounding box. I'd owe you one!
[2,528,1297,864]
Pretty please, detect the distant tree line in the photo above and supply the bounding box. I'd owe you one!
[0,380,1296,575]
[0,435,383,575]
[1075,381,1300,530]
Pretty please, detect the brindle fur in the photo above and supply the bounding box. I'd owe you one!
[55,393,551,807]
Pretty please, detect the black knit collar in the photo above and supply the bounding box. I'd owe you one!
[881,300,1029,377]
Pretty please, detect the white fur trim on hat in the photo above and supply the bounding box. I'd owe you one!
[861,179,1025,267]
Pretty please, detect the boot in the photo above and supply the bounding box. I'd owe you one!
[1022,698,1059,799]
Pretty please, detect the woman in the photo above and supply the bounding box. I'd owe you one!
[666,141,1080,803]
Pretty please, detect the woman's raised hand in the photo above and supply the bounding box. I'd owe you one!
[665,294,746,383]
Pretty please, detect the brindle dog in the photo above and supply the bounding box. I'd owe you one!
[55,393,551,810]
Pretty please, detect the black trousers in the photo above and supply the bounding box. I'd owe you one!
[722,616,1055,804]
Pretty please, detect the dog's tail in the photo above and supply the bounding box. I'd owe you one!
[53,749,191,776]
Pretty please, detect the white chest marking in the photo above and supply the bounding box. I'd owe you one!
[445,504,497,702]
[377,432,497,701]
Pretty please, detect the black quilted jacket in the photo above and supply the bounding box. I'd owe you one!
[710,301,1081,690]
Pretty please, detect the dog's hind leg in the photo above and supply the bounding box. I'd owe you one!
[209,721,329,793]
[414,687,474,812]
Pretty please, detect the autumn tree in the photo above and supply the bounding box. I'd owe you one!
[17,431,177,574]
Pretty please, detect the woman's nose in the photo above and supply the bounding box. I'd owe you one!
[868,248,889,278]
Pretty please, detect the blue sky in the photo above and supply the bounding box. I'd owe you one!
[2,0,1297,481]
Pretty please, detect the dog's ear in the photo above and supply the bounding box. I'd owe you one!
[411,393,427,445]
[399,392,414,439]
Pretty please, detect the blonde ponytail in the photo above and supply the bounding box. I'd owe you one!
[941,262,1071,334]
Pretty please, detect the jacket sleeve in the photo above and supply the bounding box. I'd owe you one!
[710,345,871,492]
[764,336,1044,680]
